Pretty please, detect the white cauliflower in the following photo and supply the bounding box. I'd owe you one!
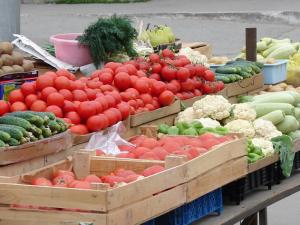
[224,119,255,138]
[193,95,232,121]
[231,103,256,121]
[195,118,221,128]
[252,138,275,156]
[179,47,209,67]
[253,119,282,140]
[175,107,197,123]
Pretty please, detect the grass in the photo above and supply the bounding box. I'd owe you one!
[55,0,149,3]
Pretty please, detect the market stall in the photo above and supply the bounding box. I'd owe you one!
[0,16,300,225]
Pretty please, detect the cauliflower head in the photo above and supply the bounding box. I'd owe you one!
[232,103,256,121]
[175,107,196,124]
[253,119,282,140]
[196,117,221,128]
[252,138,275,156]
[224,119,255,138]
[193,95,231,120]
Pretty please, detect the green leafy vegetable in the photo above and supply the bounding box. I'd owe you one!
[271,135,294,177]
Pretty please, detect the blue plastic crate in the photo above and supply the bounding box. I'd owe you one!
[143,188,223,225]
[262,60,288,84]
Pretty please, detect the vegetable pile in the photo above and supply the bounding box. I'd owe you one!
[0,111,68,147]
[98,134,234,160]
[213,59,263,83]
[0,42,34,76]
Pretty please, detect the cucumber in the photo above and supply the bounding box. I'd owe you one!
[0,139,6,147]
[27,111,50,125]
[7,138,20,146]
[239,71,252,78]
[0,126,23,141]
[216,75,231,83]
[30,112,56,120]
[8,112,44,127]
[0,131,11,142]
[56,118,68,132]
[0,116,36,133]
[216,67,237,74]
[48,120,61,133]
[41,126,52,138]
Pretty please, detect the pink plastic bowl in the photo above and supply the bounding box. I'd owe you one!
[50,33,92,67]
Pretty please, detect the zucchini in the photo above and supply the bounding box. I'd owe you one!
[276,115,299,134]
[0,126,23,141]
[7,138,20,146]
[8,112,44,127]
[249,103,294,117]
[241,92,295,105]
[0,130,11,142]
[0,139,6,147]
[259,110,285,125]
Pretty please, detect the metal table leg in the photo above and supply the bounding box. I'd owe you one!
[259,208,268,225]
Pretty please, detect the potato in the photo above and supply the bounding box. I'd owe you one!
[1,54,13,66]
[0,42,13,55]
[22,60,34,72]
[12,65,24,73]
[11,51,24,66]
[1,66,14,74]
[268,86,284,92]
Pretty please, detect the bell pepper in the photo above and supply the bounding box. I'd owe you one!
[182,127,198,136]
[167,126,180,135]
[158,124,169,134]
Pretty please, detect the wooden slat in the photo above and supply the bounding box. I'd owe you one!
[187,157,247,202]
[185,137,246,181]
[248,154,279,173]
[0,183,107,211]
[107,184,186,225]
[73,152,90,179]
[293,138,300,152]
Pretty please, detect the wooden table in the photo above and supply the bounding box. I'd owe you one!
[194,171,300,225]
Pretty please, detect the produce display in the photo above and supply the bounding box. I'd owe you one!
[97,134,234,161]
[0,111,68,147]
[0,42,34,76]
[208,56,229,65]
[178,47,209,67]
[213,59,263,83]
[29,165,164,189]
[237,37,300,62]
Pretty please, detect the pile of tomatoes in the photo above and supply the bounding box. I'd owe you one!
[0,49,223,134]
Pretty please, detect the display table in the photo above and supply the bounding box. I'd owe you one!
[194,171,300,225]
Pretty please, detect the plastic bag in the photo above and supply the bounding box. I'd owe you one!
[85,121,134,155]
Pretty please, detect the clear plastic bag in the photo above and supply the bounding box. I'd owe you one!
[84,122,134,155]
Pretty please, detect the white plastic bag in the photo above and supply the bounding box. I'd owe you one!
[85,122,134,155]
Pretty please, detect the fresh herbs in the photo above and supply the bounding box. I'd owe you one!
[78,15,137,67]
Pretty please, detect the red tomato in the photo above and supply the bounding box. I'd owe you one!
[36,75,54,91]
[10,102,27,112]
[134,79,150,93]
[136,99,144,108]
[114,72,131,91]
[130,75,138,86]
[103,109,118,126]
[53,170,75,179]
[115,66,129,74]
[53,174,74,186]
[46,105,63,118]
[181,78,194,91]
[78,101,97,119]
[202,83,213,94]
[71,181,91,189]
[63,118,72,124]
[128,99,138,109]
[100,84,114,92]
[70,124,89,135]
[41,87,57,101]
[104,62,122,71]
[0,100,10,115]
[98,114,109,129]
[47,92,64,107]
[138,62,150,71]
[20,82,36,96]
[176,67,190,81]
[145,104,155,111]
[31,177,52,186]
[99,72,113,85]
[56,69,76,80]
[151,63,162,74]
[149,53,160,63]
[30,100,47,112]
[195,65,206,77]
[87,115,106,131]
[59,89,73,101]
[110,108,122,122]
[140,93,153,105]
[117,102,130,120]
[66,111,81,124]
[124,64,137,75]
[95,97,108,111]
[107,91,121,104]
[54,76,71,90]
[63,100,76,113]
[43,71,57,80]
[84,175,102,183]
[152,99,160,109]
[185,64,196,77]
[179,57,191,66]
[72,90,88,102]
[165,83,178,94]
[204,70,215,81]
[104,95,116,108]
[73,80,85,90]
[85,88,97,100]
[161,49,175,59]
[91,100,103,114]
[136,70,147,77]
[126,88,139,98]
[159,90,175,106]
[194,89,202,96]
[216,81,225,91]
[149,73,161,81]
[8,89,24,103]
[161,66,176,81]
[152,81,166,96]
[87,80,102,89]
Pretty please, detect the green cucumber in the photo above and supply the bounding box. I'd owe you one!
[0,131,11,142]
[0,126,23,141]
[7,138,20,146]
[8,112,44,127]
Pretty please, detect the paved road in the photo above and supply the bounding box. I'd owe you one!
[20,1,300,224]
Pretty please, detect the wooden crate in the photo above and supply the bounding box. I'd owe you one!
[293,138,300,152]
[0,154,186,225]
[0,131,73,166]
[223,73,264,98]
[182,42,212,58]
[130,100,180,127]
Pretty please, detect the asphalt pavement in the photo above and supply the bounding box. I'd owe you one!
[20,1,300,224]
